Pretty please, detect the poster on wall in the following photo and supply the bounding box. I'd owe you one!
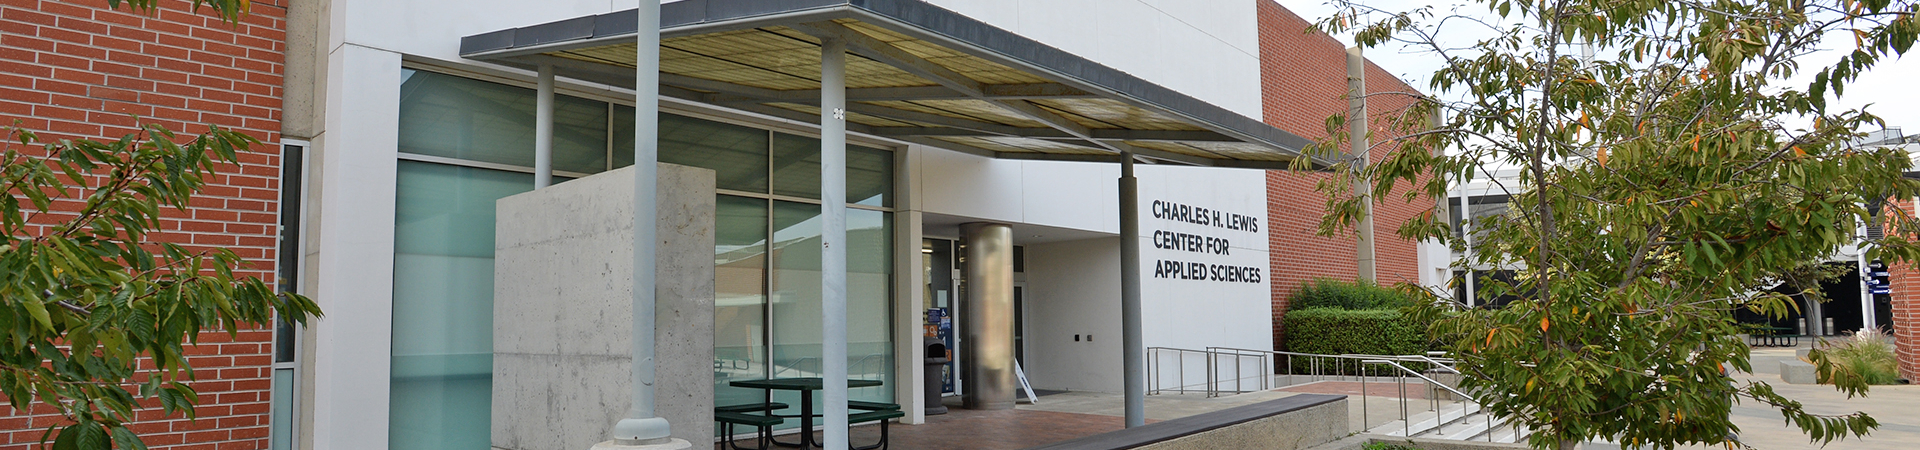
[926,307,956,394]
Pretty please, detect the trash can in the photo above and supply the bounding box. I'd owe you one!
[924,337,951,415]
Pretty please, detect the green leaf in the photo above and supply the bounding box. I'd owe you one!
[108,426,147,450]
[74,424,107,450]
[21,299,51,330]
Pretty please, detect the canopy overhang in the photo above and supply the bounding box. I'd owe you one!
[459,0,1329,169]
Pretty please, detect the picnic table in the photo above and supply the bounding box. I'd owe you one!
[1746,326,1801,347]
[726,378,888,449]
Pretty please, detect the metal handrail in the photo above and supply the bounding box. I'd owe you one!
[1341,353,1461,374]
[1145,347,1213,395]
[1362,360,1474,399]
[1207,347,1439,387]
[1363,359,1494,442]
[771,355,888,380]
[773,357,819,378]
[1160,347,1519,443]
[850,354,889,380]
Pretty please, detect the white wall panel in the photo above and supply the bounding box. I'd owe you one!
[1135,164,1272,390]
[1019,160,1119,235]
[1011,0,1105,68]
[336,0,619,61]
[309,43,402,450]
[1022,238,1125,393]
[925,0,1264,120]
[917,149,1026,224]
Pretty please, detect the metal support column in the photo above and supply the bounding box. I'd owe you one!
[1861,247,1876,333]
[1460,191,1476,308]
[960,222,1014,411]
[609,0,672,445]
[534,64,555,189]
[1120,150,1145,428]
[1347,46,1376,282]
[820,37,851,450]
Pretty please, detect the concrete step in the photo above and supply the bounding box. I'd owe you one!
[1484,422,1531,444]
[1369,402,1480,437]
[1426,412,1498,441]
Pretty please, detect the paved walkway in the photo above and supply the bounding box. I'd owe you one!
[1703,345,1920,450]
[718,347,1917,449]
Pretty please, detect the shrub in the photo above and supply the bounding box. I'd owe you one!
[1816,329,1900,385]
[1283,308,1426,374]
[1288,278,1415,311]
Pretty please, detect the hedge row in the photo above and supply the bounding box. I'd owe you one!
[1282,308,1428,374]
[1288,278,1414,311]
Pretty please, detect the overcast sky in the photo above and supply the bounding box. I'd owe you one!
[1276,0,1920,133]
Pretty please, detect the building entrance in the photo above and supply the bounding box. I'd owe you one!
[923,237,1026,400]
[923,239,960,396]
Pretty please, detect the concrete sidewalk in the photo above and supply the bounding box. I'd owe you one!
[1709,345,1919,449]
[1022,345,1917,449]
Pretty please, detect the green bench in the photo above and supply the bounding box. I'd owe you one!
[715,410,785,450]
[849,409,905,450]
[848,400,899,411]
[715,402,789,413]
[1744,326,1803,347]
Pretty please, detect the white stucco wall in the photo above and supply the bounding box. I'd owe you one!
[307,41,401,450]
[1133,162,1273,393]
[1022,237,1126,392]
[926,0,1264,121]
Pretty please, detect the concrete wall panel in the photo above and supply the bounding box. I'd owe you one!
[492,163,717,449]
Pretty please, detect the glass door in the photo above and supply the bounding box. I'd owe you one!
[1013,283,1025,367]
[922,238,960,395]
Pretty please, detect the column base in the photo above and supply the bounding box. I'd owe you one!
[589,438,692,450]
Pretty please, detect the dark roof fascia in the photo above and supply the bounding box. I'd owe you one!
[843,0,1322,166]
[458,0,1328,169]
[460,0,856,58]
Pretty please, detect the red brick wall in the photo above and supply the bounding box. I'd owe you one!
[0,0,285,448]
[1892,199,1919,381]
[1258,0,1431,349]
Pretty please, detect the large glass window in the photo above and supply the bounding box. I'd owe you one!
[714,196,770,410]
[391,161,532,450]
[764,202,894,426]
[270,144,304,450]
[394,68,895,446]
[771,134,894,206]
[399,69,610,174]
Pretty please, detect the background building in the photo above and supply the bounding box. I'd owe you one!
[0,0,293,449]
[1255,1,1433,351]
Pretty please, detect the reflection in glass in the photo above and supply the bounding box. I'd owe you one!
[768,201,893,424]
[615,108,772,193]
[270,369,293,450]
[390,70,900,443]
[552,97,610,174]
[714,195,769,414]
[769,134,893,206]
[400,70,610,172]
[390,161,532,450]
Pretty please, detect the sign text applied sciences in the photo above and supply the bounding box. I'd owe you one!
[1150,200,1263,283]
